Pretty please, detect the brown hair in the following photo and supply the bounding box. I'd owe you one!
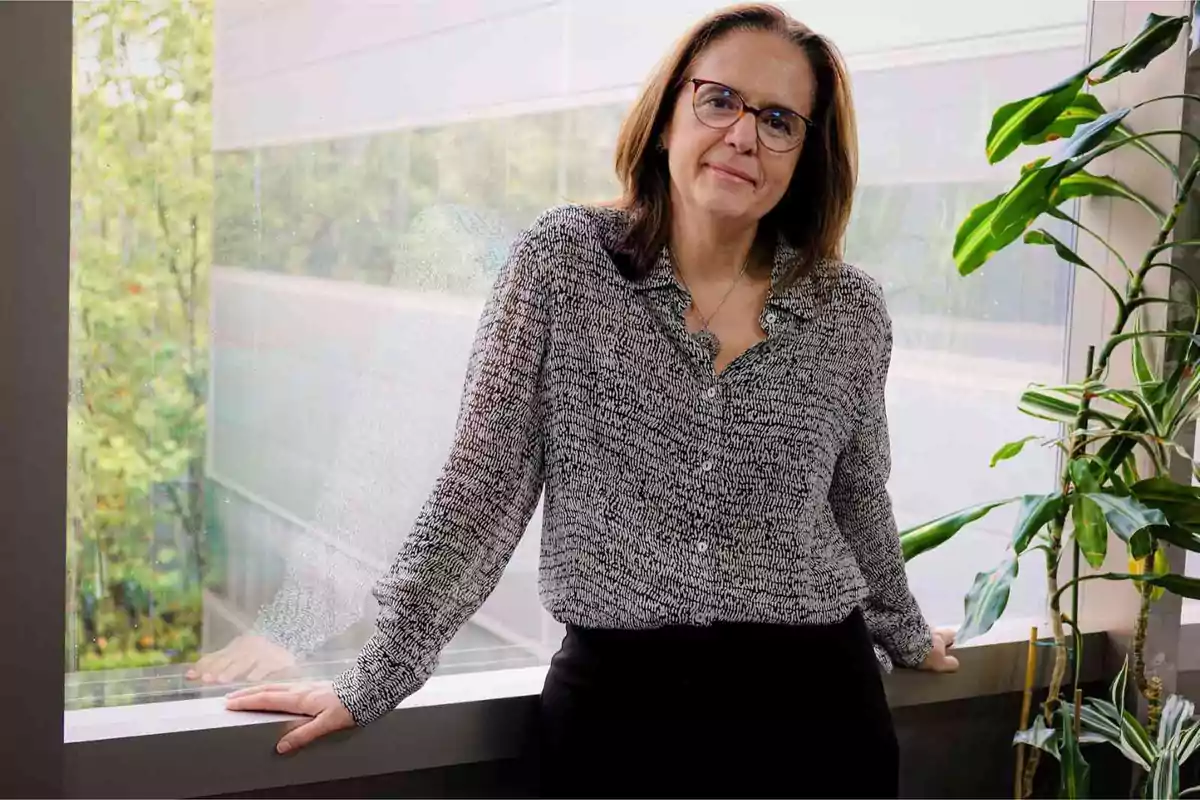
[612,3,857,288]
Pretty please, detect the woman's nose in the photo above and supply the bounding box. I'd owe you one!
[724,113,758,153]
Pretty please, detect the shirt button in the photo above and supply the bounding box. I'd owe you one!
[705,386,718,399]
[701,459,714,472]
[696,540,709,553]
[765,312,777,325]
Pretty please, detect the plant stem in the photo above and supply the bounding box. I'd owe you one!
[1133,158,1200,743]
[1133,548,1166,742]
[1020,144,1200,798]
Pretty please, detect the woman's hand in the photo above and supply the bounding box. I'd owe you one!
[186,634,298,684]
[225,682,357,754]
[918,628,960,673]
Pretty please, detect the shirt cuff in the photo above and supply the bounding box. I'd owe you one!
[330,636,420,727]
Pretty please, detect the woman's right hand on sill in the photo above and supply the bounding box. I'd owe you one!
[225,681,356,754]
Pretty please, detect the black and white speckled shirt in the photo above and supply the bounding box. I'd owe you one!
[332,203,934,726]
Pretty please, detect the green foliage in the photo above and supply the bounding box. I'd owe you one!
[899,499,1015,561]
[898,9,1200,798]
[958,557,1019,643]
[68,0,213,671]
[1064,660,1200,796]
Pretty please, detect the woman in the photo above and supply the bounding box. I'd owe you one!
[226,3,959,797]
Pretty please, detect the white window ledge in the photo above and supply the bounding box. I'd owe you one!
[63,624,1117,799]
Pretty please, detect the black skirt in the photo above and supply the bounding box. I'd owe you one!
[535,607,898,799]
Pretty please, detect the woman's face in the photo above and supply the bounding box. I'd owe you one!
[663,29,816,227]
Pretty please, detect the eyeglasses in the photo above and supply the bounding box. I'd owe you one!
[684,78,810,153]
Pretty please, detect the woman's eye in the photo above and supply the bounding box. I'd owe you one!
[697,86,738,109]
[704,94,736,109]
[763,112,796,135]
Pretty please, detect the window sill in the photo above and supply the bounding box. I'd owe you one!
[64,627,1107,798]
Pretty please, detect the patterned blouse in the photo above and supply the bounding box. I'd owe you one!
[332,203,934,726]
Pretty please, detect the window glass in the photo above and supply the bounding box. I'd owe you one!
[67,0,1087,708]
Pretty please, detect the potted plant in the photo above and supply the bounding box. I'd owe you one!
[897,9,1200,798]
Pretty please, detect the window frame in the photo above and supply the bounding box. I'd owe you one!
[0,1,72,796]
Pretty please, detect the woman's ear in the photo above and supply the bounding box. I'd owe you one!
[657,120,672,154]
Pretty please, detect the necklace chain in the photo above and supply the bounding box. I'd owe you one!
[675,255,751,333]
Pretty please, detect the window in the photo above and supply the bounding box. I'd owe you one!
[67,0,1087,710]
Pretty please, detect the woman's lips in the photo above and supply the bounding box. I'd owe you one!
[706,163,756,185]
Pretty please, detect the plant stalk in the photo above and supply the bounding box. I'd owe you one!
[1033,151,1200,795]
[1023,346,1097,796]
[1015,626,1039,800]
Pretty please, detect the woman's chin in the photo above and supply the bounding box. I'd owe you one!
[693,195,759,223]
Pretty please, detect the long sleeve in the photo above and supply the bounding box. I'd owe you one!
[828,297,933,670]
[331,217,552,726]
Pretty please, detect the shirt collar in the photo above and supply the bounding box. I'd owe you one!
[629,234,825,321]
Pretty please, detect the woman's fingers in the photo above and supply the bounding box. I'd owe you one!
[225,682,296,700]
[276,710,350,754]
[225,687,312,714]
[936,627,957,649]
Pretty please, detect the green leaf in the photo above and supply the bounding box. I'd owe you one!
[1097,410,1150,479]
[1025,93,1107,145]
[1045,107,1132,170]
[1110,659,1159,771]
[1071,458,1102,494]
[1134,320,1160,395]
[1156,525,1200,554]
[1014,715,1059,759]
[1094,387,1162,436]
[1054,171,1165,220]
[1058,705,1092,799]
[1084,571,1200,601]
[986,75,1087,164]
[953,191,1039,276]
[899,499,1016,561]
[1151,749,1181,800]
[991,436,1039,467]
[1093,13,1188,84]
[1012,493,1067,553]
[1020,386,1082,424]
[1144,573,1200,599]
[990,159,1067,240]
[1160,695,1196,751]
[1024,228,1089,266]
[1071,699,1123,744]
[959,557,1018,643]
[1083,492,1167,559]
[952,153,1090,275]
[1132,477,1200,506]
[1077,696,1161,768]
[1172,722,1200,763]
[1072,494,1109,568]
[1131,477,1200,527]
